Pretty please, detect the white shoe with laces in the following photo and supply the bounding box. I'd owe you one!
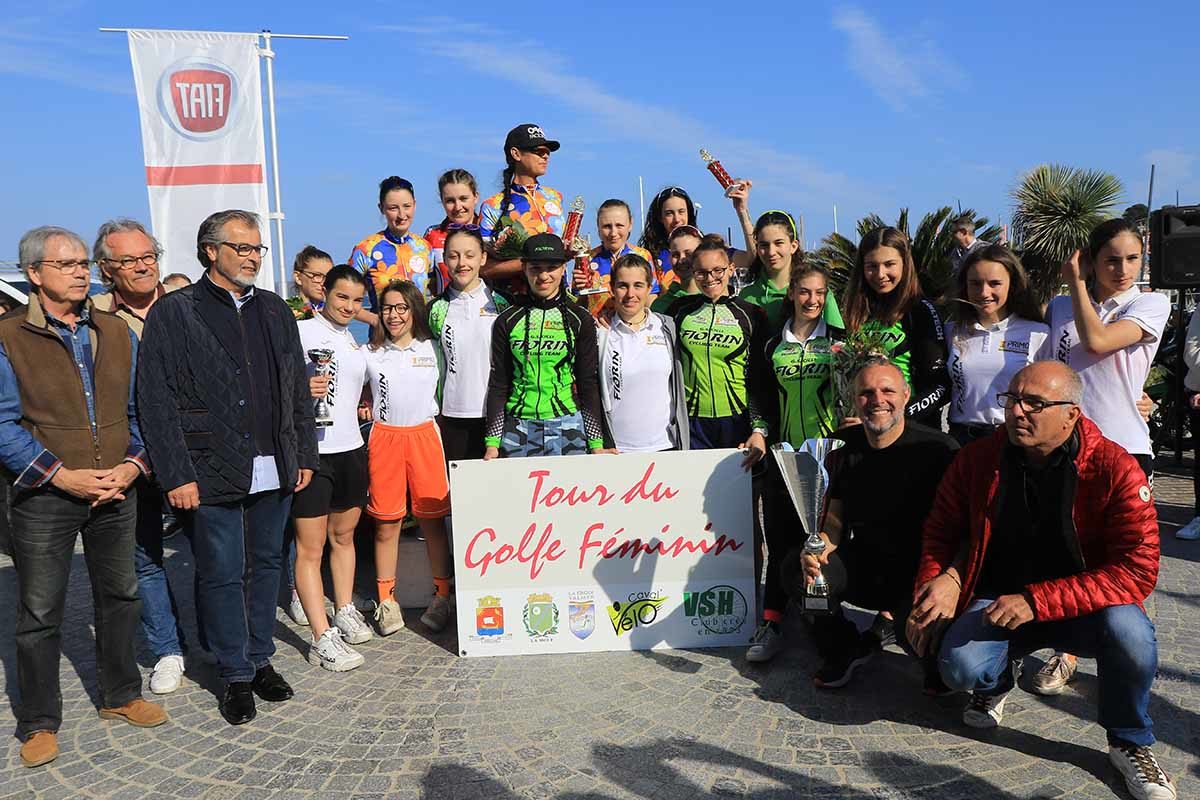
[149,654,185,694]
[1108,744,1178,800]
[287,594,309,626]
[307,628,364,672]
[373,599,406,636]
[334,603,374,645]
[962,691,1009,728]
[1030,652,1077,695]
[745,622,784,663]
[1175,516,1200,541]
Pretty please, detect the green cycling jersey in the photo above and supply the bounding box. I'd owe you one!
[671,295,769,427]
[765,320,846,446]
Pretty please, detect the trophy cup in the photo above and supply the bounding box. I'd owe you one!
[575,234,607,296]
[307,348,335,428]
[700,148,746,198]
[562,195,585,244]
[771,438,845,614]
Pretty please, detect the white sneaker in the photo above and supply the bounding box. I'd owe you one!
[306,628,364,672]
[962,691,1009,728]
[287,593,309,626]
[334,603,373,645]
[149,654,185,694]
[1108,744,1178,800]
[373,598,405,636]
[420,595,452,632]
[1030,652,1077,695]
[1176,516,1200,541]
[745,622,784,663]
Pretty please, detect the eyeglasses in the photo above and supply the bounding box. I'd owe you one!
[693,267,728,281]
[31,259,92,273]
[380,303,411,316]
[102,253,160,270]
[297,270,329,281]
[996,393,1076,414]
[219,241,269,258]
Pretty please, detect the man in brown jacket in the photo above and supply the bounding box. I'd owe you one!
[0,226,166,769]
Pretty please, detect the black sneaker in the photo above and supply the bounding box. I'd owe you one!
[814,637,877,689]
[869,613,896,648]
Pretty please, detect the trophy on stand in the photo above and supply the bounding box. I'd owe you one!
[574,234,606,296]
[307,348,335,428]
[771,438,845,615]
[562,195,585,244]
[700,148,746,198]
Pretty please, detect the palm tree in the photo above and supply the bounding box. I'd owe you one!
[1010,164,1123,302]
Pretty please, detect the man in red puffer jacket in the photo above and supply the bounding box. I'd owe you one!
[906,361,1175,800]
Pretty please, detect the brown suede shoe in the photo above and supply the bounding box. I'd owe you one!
[98,698,168,728]
[20,731,58,768]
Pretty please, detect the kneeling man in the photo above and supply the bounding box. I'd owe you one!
[909,362,1175,800]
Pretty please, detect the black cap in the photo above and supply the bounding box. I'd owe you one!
[504,123,561,154]
[522,233,567,263]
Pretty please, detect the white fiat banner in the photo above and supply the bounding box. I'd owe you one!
[127,30,274,288]
[450,450,756,657]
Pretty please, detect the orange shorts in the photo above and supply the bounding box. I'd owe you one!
[367,419,450,521]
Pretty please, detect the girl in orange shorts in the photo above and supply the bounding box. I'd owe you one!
[364,280,453,635]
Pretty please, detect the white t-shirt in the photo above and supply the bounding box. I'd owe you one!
[599,313,674,453]
[434,284,504,418]
[946,316,1048,426]
[297,314,367,455]
[365,338,441,427]
[1040,288,1170,455]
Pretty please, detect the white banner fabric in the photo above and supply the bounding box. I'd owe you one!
[127,30,274,289]
[450,450,756,657]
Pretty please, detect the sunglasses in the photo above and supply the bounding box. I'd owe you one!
[446,223,481,231]
[669,225,703,241]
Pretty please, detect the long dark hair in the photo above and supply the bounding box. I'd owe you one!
[949,244,1043,328]
[749,210,803,281]
[638,186,697,255]
[369,280,431,350]
[844,226,922,330]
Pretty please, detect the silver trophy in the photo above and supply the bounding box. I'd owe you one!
[307,348,335,428]
[772,438,845,615]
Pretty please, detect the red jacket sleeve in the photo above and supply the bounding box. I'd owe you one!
[1025,453,1159,622]
[916,448,972,591]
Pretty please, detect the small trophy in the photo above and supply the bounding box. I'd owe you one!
[562,195,585,245]
[575,234,607,296]
[307,348,335,428]
[772,438,845,615]
[700,148,745,198]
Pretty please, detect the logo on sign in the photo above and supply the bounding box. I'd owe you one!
[157,57,239,141]
[607,590,667,636]
[475,596,505,636]
[568,590,596,640]
[523,592,559,639]
[683,585,748,635]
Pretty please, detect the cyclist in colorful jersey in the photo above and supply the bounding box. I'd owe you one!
[349,176,442,324]
[670,235,770,459]
[638,185,756,288]
[364,280,454,636]
[596,254,689,452]
[740,210,843,331]
[571,199,658,316]
[294,266,372,672]
[748,263,846,665]
[424,169,481,275]
[945,245,1047,445]
[483,234,606,459]
[427,226,509,462]
[651,225,703,313]
[479,123,566,287]
[843,226,950,429]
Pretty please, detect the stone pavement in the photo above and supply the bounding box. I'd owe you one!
[0,464,1197,800]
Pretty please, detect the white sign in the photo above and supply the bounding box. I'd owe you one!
[127,30,274,288]
[450,450,755,657]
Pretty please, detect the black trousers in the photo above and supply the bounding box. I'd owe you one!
[438,415,486,463]
[761,458,807,616]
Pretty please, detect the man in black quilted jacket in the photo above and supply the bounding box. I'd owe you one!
[137,209,317,726]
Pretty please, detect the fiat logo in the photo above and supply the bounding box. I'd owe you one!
[156,57,239,141]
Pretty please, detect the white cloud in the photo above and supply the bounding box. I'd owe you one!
[831,6,962,112]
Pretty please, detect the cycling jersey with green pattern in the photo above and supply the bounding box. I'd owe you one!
[505,306,577,419]
[767,324,844,446]
[673,296,766,425]
[859,318,911,383]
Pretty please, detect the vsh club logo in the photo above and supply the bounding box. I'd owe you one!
[157,58,239,140]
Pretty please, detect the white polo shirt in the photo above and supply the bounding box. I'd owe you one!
[946,316,1048,426]
[297,314,367,455]
[1040,288,1170,455]
[599,313,674,453]
[435,284,504,418]
[366,338,441,427]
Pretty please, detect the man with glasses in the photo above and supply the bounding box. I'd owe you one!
[0,226,168,768]
[137,210,318,726]
[909,361,1174,800]
[92,218,191,696]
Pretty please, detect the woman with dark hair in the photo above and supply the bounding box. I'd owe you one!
[1033,219,1169,697]
[843,226,950,429]
[740,210,843,331]
[364,280,454,636]
[479,123,566,286]
[424,168,481,277]
[944,245,1048,445]
[638,185,755,288]
[349,176,438,324]
[651,225,704,313]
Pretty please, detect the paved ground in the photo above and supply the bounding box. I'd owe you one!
[0,461,1196,800]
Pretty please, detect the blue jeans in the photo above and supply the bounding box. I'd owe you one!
[184,489,292,683]
[10,489,142,737]
[134,478,186,660]
[939,598,1158,746]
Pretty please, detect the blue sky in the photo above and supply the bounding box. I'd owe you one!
[2,0,1198,276]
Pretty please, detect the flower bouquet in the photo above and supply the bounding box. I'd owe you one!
[829,327,895,425]
[493,216,531,260]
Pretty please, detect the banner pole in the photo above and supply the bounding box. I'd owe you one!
[260,30,287,295]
